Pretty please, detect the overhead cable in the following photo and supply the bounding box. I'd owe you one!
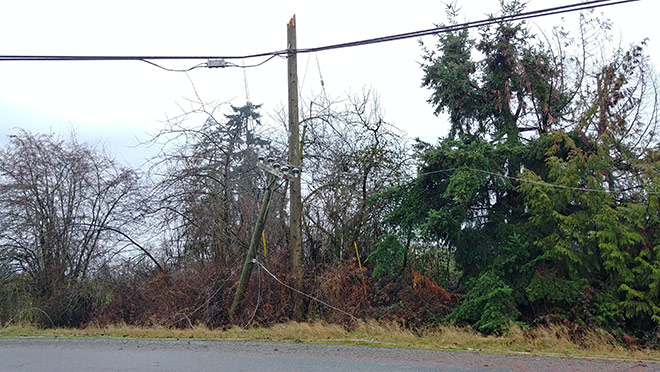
[418,167,660,195]
[252,259,361,322]
[0,0,639,72]
[296,0,638,54]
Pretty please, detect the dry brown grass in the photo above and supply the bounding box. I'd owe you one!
[1,321,658,362]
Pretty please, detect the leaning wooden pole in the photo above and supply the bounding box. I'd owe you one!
[229,174,276,321]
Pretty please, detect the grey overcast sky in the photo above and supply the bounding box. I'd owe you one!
[0,0,656,165]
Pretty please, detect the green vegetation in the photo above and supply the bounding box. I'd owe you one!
[379,0,660,342]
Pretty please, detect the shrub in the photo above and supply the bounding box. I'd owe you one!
[378,271,458,328]
[449,271,521,334]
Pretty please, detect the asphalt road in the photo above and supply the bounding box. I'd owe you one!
[0,338,655,372]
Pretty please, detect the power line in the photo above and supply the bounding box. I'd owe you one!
[0,53,279,62]
[296,0,639,54]
[0,53,285,72]
[0,0,639,72]
[252,259,360,322]
[140,60,207,72]
[417,167,660,196]
[225,54,282,69]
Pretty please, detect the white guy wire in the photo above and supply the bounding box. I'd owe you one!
[252,259,360,322]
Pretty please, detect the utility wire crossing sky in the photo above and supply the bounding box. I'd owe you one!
[0,0,652,166]
[0,0,639,71]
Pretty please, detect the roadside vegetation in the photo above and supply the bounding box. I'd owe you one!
[2,321,659,362]
[1,0,660,356]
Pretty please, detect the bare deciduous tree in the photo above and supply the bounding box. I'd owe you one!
[146,101,283,267]
[301,91,413,263]
[0,130,140,296]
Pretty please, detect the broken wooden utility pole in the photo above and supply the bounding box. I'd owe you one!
[287,15,304,320]
[229,174,277,321]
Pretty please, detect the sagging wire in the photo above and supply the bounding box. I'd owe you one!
[165,273,234,328]
[244,263,263,328]
[141,54,282,72]
[418,167,660,195]
[140,59,207,72]
[225,54,283,69]
[2,307,55,328]
[252,259,361,322]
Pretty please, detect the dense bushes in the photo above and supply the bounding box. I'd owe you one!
[0,255,461,330]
